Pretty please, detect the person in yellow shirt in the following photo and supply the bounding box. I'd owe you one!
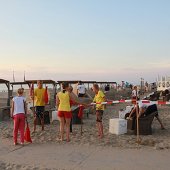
[93,84,106,138]
[33,80,45,132]
[56,82,80,142]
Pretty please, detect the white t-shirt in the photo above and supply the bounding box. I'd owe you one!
[77,84,86,94]
[132,89,139,97]
[12,96,26,115]
[138,101,153,109]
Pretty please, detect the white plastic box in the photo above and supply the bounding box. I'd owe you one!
[52,111,59,122]
[109,118,127,135]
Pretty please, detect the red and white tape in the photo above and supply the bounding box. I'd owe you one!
[140,100,170,105]
[91,99,170,105]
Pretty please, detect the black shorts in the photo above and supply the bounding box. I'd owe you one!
[143,104,158,117]
[78,93,85,97]
[96,110,104,122]
[35,106,45,119]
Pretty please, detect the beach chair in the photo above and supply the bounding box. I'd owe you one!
[134,104,158,135]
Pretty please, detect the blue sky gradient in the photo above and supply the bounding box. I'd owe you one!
[0,0,170,84]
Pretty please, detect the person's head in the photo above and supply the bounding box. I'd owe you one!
[78,81,82,85]
[68,85,73,93]
[133,86,137,90]
[17,88,24,96]
[37,80,43,89]
[93,83,99,94]
[62,82,69,93]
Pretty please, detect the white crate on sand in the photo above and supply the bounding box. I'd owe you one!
[52,111,59,121]
[109,118,127,135]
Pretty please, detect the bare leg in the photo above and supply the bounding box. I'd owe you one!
[41,113,44,131]
[65,118,71,142]
[41,118,44,131]
[96,123,100,136]
[59,117,65,141]
[99,122,104,138]
[96,122,100,136]
[155,116,165,129]
[96,111,103,137]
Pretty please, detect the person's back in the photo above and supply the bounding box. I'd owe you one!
[58,91,71,112]
[144,104,158,116]
[77,81,86,97]
[13,96,26,115]
[11,88,26,146]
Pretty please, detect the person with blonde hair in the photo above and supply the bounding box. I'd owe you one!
[11,88,27,146]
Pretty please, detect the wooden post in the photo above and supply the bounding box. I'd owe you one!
[136,89,141,144]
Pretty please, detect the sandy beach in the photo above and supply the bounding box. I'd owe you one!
[1,142,170,170]
[1,100,170,169]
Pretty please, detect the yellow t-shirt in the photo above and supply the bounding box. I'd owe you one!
[93,90,105,110]
[58,91,71,112]
[34,88,45,106]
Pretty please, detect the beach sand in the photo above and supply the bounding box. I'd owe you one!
[1,102,170,169]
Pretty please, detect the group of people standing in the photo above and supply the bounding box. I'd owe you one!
[10,80,106,145]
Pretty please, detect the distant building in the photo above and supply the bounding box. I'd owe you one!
[157,76,170,91]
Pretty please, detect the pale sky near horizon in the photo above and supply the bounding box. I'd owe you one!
[0,0,170,84]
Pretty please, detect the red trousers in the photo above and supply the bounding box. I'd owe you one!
[13,113,25,143]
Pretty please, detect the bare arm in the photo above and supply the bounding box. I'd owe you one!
[56,94,59,107]
[69,93,79,105]
[69,93,87,106]
[128,107,136,118]
[11,101,14,118]
[24,101,27,116]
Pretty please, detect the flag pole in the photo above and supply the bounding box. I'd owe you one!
[24,71,26,81]
[13,70,15,82]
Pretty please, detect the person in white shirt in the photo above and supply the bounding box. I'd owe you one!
[77,81,86,97]
[131,86,139,99]
[131,86,139,105]
[11,88,27,146]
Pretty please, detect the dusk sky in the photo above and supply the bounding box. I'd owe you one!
[0,0,170,84]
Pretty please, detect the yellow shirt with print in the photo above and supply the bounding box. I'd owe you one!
[93,90,105,110]
[34,88,45,106]
[58,91,71,112]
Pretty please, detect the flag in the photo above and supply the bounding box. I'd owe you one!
[24,121,32,143]
[78,105,85,119]
[29,83,34,96]
[44,86,48,104]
